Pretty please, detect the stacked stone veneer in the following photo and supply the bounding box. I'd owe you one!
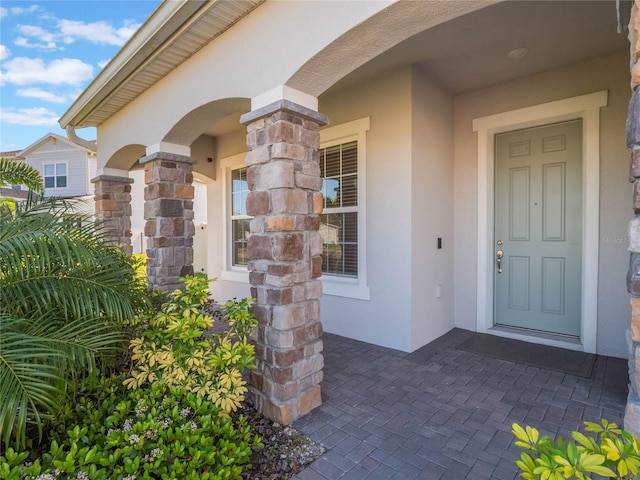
[240,100,328,424]
[92,175,134,255]
[627,0,640,436]
[140,152,195,293]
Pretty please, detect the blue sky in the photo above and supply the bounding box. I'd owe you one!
[0,0,161,152]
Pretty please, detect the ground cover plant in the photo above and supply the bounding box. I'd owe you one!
[513,419,640,479]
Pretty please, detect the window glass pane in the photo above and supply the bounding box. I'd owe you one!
[323,179,339,208]
[343,212,358,242]
[57,176,67,188]
[44,164,54,176]
[231,167,248,216]
[45,177,54,188]
[56,163,67,175]
[324,145,341,178]
[341,141,357,174]
[320,212,357,277]
[232,192,244,216]
[340,175,358,207]
[232,218,250,266]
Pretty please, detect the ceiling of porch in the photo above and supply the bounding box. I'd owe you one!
[327,0,628,96]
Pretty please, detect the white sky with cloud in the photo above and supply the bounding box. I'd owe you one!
[0,1,159,152]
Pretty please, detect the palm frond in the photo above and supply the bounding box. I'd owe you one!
[0,313,122,449]
[0,158,44,198]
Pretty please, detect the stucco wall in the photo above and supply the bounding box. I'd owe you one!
[453,51,631,357]
[410,66,455,351]
[206,67,417,351]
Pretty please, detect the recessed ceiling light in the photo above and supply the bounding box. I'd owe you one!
[508,48,529,59]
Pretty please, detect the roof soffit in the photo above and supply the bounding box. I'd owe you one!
[60,0,263,129]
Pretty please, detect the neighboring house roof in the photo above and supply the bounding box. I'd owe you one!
[16,132,96,158]
[0,150,22,159]
[59,0,263,130]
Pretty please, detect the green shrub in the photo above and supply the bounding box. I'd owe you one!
[0,378,261,479]
[513,419,640,479]
[124,274,257,415]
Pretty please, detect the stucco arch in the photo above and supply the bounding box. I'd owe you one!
[163,98,250,147]
[287,0,501,97]
[106,144,146,171]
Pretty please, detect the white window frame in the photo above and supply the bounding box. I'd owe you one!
[220,153,251,283]
[218,116,371,300]
[43,162,68,190]
[320,117,370,300]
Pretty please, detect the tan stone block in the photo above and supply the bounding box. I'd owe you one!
[271,189,309,215]
[261,399,293,425]
[294,353,324,380]
[248,234,273,261]
[294,322,323,346]
[272,303,307,330]
[271,142,307,161]
[267,121,296,144]
[272,347,304,368]
[295,172,322,190]
[268,380,299,402]
[297,385,322,417]
[310,231,323,257]
[313,192,324,214]
[255,161,295,190]
[247,191,270,216]
[265,326,294,348]
[272,232,304,262]
[96,199,118,212]
[144,220,156,237]
[306,298,321,321]
[632,297,640,342]
[175,184,194,199]
[267,287,293,305]
[250,217,265,235]
[299,128,320,149]
[265,273,295,288]
[312,255,323,278]
[265,216,295,232]
[246,145,270,165]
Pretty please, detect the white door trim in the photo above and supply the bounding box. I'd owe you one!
[472,91,608,354]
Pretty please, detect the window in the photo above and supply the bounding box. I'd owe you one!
[320,141,358,277]
[318,117,370,300]
[231,166,250,266]
[44,163,67,189]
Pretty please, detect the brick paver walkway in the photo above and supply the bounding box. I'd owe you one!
[292,329,627,479]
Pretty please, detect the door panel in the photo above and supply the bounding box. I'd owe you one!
[494,120,582,336]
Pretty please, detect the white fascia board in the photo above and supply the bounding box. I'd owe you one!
[58,0,207,129]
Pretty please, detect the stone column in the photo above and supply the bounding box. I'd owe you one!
[92,174,134,255]
[626,0,640,436]
[240,100,327,424]
[140,152,195,293]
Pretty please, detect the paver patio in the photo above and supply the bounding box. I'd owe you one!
[292,329,628,479]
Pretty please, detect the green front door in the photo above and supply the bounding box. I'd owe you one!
[494,120,582,337]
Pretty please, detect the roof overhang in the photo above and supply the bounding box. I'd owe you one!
[59,0,263,130]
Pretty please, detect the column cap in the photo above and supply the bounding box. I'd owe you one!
[139,151,197,165]
[91,174,134,184]
[240,99,329,127]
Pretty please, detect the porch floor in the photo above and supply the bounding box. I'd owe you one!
[292,328,628,479]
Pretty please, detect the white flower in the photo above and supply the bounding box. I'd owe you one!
[129,433,140,444]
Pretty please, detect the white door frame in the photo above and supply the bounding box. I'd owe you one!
[473,91,608,354]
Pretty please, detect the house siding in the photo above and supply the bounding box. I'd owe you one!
[27,142,91,198]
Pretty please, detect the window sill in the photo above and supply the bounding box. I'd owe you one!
[219,270,370,300]
[220,269,249,283]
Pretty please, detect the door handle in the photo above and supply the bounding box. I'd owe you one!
[496,249,504,274]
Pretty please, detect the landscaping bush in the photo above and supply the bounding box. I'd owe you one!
[0,275,262,479]
[512,419,640,479]
[124,274,257,415]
